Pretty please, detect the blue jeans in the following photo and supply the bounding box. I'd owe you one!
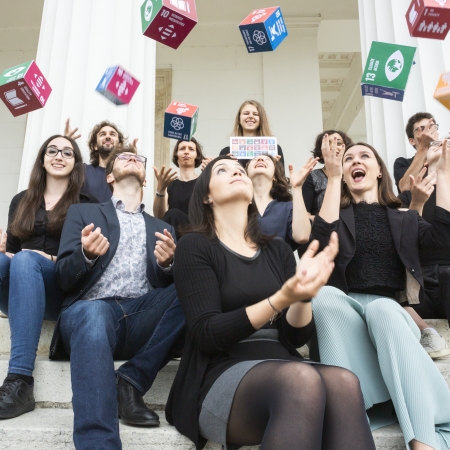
[0,251,63,377]
[59,284,184,450]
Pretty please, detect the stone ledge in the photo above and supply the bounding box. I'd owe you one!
[0,408,406,450]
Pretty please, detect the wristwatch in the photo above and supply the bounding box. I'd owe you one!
[155,191,166,197]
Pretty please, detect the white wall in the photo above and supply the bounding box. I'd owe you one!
[0,28,40,230]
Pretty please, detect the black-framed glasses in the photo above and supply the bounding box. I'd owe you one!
[113,153,147,168]
[413,123,439,135]
[45,146,75,159]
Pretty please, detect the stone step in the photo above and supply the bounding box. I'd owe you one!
[0,317,449,356]
[0,408,406,450]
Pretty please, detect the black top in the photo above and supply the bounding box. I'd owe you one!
[257,200,299,251]
[311,204,450,303]
[346,203,406,298]
[167,179,197,216]
[302,169,328,215]
[398,189,450,265]
[83,163,110,203]
[166,233,314,449]
[220,144,284,168]
[6,190,96,256]
[393,156,414,193]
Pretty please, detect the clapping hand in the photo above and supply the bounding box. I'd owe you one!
[81,224,110,260]
[152,165,178,192]
[281,232,339,303]
[321,134,343,179]
[64,118,81,140]
[436,139,449,176]
[409,167,435,207]
[154,229,176,268]
[289,157,319,189]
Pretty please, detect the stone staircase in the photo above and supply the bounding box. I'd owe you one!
[0,318,449,450]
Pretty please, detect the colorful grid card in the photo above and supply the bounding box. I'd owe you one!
[229,137,278,159]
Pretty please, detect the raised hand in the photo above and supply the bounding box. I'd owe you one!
[152,165,178,193]
[289,157,319,189]
[64,118,81,140]
[409,167,435,207]
[200,156,213,172]
[436,139,449,175]
[321,134,343,179]
[154,229,176,268]
[81,224,110,260]
[130,138,139,153]
[280,232,338,303]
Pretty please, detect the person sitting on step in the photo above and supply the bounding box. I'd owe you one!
[0,135,95,420]
[50,146,185,450]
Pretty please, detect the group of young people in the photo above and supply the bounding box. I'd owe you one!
[0,100,449,450]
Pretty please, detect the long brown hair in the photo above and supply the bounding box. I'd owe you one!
[9,135,85,239]
[245,155,292,202]
[186,156,272,246]
[233,100,273,137]
[341,143,401,209]
[87,120,126,166]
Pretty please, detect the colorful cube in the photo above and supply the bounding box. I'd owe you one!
[141,0,198,50]
[406,0,450,40]
[163,101,199,140]
[96,66,140,105]
[239,6,288,54]
[434,72,450,110]
[0,61,52,117]
[361,41,416,102]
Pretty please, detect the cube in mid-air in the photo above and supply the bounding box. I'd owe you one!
[96,66,140,105]
[405,0,450,40]
[164,101,199,141]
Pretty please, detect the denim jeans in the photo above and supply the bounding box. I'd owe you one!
[59,284,185,450]
[0,251,63,377]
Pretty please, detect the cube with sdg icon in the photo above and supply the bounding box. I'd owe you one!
[96,66,140,105]
[0,60,52,117]
[141,0,198,50]
[434,72,450,110]
[405,0,450,40]
[163,101,199,140]
[361,41,416,102]
[239,6,288,53]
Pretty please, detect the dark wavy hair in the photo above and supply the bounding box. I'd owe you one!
[87,120,126,166]
[185,156,271,246]
[245,155,292,202]
[171,137,204,168]
[312,130,353,164]
[9,135,85,239]
[341,143,401,209]
[405,112,435,144]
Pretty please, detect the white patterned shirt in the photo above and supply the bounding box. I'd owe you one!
[84,197,151,300]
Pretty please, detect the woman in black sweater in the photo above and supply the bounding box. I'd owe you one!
[166,155,375,450]
[311,138,450,450]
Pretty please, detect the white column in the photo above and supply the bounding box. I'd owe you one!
[262,18,323,169]
[358,0,450,175]
[18,0,157,205]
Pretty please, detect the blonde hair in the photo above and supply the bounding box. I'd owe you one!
[233,100,273,137]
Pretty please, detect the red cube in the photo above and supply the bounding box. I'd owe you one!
[141,0,198,49]
[96,66,140,106]
[0,60,52,117]
[406,0,450,40]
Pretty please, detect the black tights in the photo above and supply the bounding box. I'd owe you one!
[226,361,375,450]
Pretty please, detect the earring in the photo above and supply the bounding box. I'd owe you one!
[378,173,382,178]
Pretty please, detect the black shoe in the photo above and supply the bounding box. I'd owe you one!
[0,375,35,419]
[117,377,159,426]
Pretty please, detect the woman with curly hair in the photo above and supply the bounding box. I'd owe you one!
[246,155,317,250]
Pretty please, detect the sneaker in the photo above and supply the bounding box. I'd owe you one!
[0,375,35,419]
[420,329,450,359]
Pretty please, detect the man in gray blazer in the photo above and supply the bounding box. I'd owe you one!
[53,146,184,450]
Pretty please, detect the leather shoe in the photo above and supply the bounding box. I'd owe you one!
[117,376,160,426]
[0,375,35,419]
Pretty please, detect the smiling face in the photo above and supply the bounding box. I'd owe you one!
[177,141,197,168]
[246,155,275,181]
[342,145,381,196]
[208,159,253,206]
[43,137,75,179]
[239,104,260,135]
[95,125,120,155]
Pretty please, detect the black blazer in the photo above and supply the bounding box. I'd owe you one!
[312,204,450,303]
[49,200,175,359]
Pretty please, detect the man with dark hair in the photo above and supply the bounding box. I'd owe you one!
[50,146,185,449]
[394,112,439,193]
[64,119,126,202]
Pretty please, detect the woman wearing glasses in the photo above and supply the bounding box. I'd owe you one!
[245,154,317,250]
[0,135,95,419]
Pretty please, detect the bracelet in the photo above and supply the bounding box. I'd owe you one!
[267,296,283,324]
[155,191,166,198]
